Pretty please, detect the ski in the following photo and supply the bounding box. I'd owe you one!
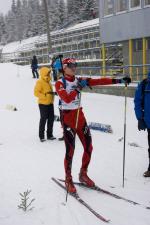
[58,179,150,210]
[51,177,110,223]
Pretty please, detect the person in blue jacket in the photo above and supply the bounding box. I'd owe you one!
[51,57,62,81]
[134,70,150,177]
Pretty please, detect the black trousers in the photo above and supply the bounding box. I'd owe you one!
[52,69,57,81]
[39,104,54,139]
[32,69,39,78]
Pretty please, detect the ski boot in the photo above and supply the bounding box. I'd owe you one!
[65,175,76,193]
[79,169,95,187]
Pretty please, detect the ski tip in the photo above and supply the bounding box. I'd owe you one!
[100,218,110,223]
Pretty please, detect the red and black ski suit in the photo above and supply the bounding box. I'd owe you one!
[55,75,116,178]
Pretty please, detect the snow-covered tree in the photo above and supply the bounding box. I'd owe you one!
[66,0,98,22]
[11,0,17,14]
[57,0,67,28]
[0,14,7,44]
[0,0,98,44]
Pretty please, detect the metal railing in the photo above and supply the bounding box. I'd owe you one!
[76,64,150,82]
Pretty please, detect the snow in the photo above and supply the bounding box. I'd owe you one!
[0,63,149,225]
[65,18,99,33]
[2,35,46,54]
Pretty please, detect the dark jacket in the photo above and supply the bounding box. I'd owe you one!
[31,56,38,70]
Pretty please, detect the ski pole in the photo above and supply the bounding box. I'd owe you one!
[122,83,127,188]
[66,92,82,202]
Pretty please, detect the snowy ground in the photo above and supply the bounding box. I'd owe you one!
[0,63,149,225]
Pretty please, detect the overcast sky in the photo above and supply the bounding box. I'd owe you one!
[0,0,12,15]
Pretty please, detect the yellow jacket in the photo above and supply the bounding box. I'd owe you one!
[34,67,54,105]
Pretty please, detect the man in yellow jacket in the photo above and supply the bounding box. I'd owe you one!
[34,67,56,142]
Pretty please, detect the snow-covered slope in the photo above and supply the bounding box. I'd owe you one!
[0,63,149,225]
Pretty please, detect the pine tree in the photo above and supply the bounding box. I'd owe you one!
[11,0,17,14]
[66,0,98,22]
[0,0,98,43]
[25,0,40,37]
[57,0,67,29]
[67,0,75,18]
[22,0,30,39]
[16,0,24,40]
[5,10,17,42]
[0,14,7,44]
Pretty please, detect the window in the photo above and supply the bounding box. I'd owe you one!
[89,33,94,38]
[147,38,150,50]
[133,39,142,51]
[90,41,96,48]
[94,32,99,38]
[78,43,84,49]
[104,0,114,16]
[130,0,141,9]
[144,0,150,6]
[83,34,88,39]
[72,44,77,50]
[85,42,89,49]
[116,0,128,12]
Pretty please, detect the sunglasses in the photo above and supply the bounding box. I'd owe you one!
[67,63,77,68]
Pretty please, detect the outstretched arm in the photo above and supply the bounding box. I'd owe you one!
[78,76,131,87]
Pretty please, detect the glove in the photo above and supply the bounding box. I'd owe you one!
[45,91,57,96]
[138,119,146,131]
[78,80,88,89]
[122,76,131,85]
[112,77,131,85]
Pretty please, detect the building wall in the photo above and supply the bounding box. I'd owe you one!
[122,40,150,80]
[99,1,150,43]
[123,40,150,64]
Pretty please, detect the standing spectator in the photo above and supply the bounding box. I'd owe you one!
[31,55,39,79]
[134,70,150,177]
[34,67,56,142]
[51,56,62,81]
[55,57,131,193]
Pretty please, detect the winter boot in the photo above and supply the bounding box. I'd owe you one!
[65,175,76,193]
[58,136,64,141]
[79,169,95,187]
[143,170,150,177]
[40,138,46,142]
[47,135,56,140]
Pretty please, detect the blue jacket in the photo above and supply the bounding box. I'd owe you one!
[53,58,62,70]
[134,72,150,128]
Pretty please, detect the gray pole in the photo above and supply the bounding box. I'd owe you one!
[43,0,52,54]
